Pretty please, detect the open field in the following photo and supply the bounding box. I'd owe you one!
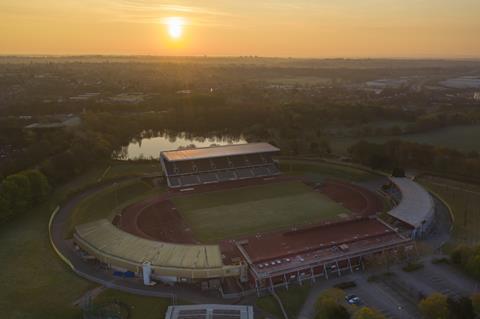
[0,166,108,318]
[91,289,172,319]
[418,175,480,244]
[328,125,480,154]
[104,161,163,180]
[66,179,162,237]
[279,159,380,182]
[173,180,349,243]
[256,285,311,319]
[0,162,171,318]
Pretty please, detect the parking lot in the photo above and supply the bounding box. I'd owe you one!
[296,256,479,319]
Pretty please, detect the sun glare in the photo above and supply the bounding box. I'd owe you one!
[165,17,184,39]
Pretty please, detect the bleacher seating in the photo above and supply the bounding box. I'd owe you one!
[180,175,200,186]
[199,172,218,183]
[176,161,195,174]
[246,154,264,165]
[217,170,236,182]
[211,157,230,170]
[253,166,269,177]
[236,168,254,179]
[267,164,280,175]
[195,159,213,172]
[160,143,281,188]
[169,176,181,187]
[230,155,248,168]
[164,161,176,175]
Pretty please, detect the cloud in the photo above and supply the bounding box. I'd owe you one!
[99,0,234,25]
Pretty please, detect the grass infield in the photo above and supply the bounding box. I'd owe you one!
[173,180,349,243]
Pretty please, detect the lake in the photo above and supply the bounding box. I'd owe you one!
[115,133,247,160]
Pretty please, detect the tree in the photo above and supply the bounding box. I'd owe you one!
[471,293,480,316]
[419,293,448,319]
[315,288,350,319]
[1,173,32,215]
[447,296,475,319]
[354,307,386,319]
[23,169,50,204]
[0,194,12,221]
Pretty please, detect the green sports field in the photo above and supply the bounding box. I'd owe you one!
[172,180,349,243]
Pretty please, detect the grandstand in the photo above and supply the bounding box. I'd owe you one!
[165,305,254,319]
[387,177,435,239]
[235,217,413,292]
[160,143,281,188]
[74,219,243,279]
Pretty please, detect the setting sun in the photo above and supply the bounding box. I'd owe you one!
[165,17,184,39]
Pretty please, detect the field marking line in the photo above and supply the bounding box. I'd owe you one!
[48,206,75,270]
[97,165,111,182]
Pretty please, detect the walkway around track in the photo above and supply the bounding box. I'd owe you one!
[49,176,241,306]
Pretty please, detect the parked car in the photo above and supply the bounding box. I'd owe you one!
[345,294,361,305]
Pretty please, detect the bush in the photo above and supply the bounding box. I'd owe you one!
[334,281,357,289]
[354,307,386,319]
[419,293,448,319]
[450,244,480,280]
[402,262,424,272]
[315,288,350,319]
[431,257,450,264]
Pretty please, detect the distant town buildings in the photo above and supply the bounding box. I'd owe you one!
[474,92,480,101]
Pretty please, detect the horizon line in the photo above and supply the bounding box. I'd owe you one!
[1,53,480,62]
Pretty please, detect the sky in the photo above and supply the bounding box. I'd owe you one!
[1,0,479,58]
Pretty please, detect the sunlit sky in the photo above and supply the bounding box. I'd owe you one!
[1,0,479,58]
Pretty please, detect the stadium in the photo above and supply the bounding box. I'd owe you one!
[72,143,432,296]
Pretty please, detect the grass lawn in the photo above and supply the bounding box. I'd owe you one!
[0,162,168,318]
[256,285,312,318]
[328,124,480,155]
[104,161,163,180]
[418,175,480,244]
[173,181,349,243]
[91,289,172,319]
[0,166,108,318]
[65,179,163,237]
[279,159,380,182]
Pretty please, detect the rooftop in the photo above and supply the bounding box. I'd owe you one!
[75,219,223,269]
[161,143,279,162]
[241,217,404,263]
[165,305,254,319]
[388,177,434,228]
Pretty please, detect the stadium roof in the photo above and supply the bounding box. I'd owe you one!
[165,305,254,319]
[161,143,279,162]
[387,177,434,228]
[75,219,223,269]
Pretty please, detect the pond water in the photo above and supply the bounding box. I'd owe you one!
[115,132,247,160]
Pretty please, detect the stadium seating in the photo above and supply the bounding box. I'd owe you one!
[176,161,195,175]
[212,157,230,170]
[230,155,248,168]
[253,166,269,177]
[169,176,181,187]
[199,172,218,183]
[246,154,264,165]
[164,161,176,175]
[195,159,214,172]
[160,144,281,188]
[236,168,254,179]
[180,175,200,186]
[217,170,237,182]
[267,164,280,175]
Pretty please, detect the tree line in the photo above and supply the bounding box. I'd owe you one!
[0,169,50,222]
[349,140,480,180]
